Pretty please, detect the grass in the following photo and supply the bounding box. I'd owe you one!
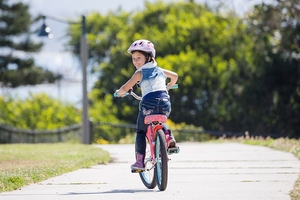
[0,143,110,193]
[219,136,300,200]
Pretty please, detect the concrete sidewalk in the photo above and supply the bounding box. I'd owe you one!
[1,142,299,200]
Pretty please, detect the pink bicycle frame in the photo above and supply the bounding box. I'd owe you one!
[144,115,167,163]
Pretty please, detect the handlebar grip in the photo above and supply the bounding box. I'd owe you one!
[113,92,128,97]
[169,84,178,89]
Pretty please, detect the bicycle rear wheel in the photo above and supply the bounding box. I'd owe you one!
[139,137,157,189]
[155,129,168,191]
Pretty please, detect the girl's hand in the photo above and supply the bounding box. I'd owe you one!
[166,83,175,90]
[115,89,126,97]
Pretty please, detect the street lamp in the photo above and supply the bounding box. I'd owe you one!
[38,15,90,144]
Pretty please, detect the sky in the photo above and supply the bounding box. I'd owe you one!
[3,0,271,104]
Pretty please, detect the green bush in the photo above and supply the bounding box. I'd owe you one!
[0,93,80,130]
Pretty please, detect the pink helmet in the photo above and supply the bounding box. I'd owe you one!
[127,39,156,58]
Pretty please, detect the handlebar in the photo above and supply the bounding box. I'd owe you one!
[114,84,178,100]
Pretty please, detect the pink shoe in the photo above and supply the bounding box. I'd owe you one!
[165,130,176,148]
[131,153,145,170]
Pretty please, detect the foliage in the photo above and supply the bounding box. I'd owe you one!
[238,0,300,137]
[0,0,58,87]
[88,89,127,143]
[1,0,299,141]
[67,1,252,129]
[166,119,213,142]
[0,93,80,130]
[63,0,300,139]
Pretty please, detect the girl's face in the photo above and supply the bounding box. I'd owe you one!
[132,51,146,69]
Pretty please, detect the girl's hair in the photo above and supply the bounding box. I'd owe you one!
[131,50,154,63]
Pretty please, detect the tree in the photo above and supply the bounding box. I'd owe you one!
[67,1,300,138]
[0,0,58,87]
[67,1,253,128]
[237,0,300,137]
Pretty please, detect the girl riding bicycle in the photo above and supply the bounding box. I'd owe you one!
[115,39,178,171]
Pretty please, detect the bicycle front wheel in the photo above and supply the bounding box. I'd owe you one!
[155,129,168,191]
[139,137,157,189]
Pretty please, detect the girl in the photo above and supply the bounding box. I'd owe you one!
[115,39,178,170]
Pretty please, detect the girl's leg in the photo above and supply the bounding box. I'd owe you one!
[131,109,148,170]
[162,124,176,148]
[135,131,146,154]
[159,100,176,147]
[131,132,147,170]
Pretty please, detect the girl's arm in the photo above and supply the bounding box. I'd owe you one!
[163,69,178,90]
[115,71,141,97]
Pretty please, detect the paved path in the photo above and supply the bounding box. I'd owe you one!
[1,142,299,200]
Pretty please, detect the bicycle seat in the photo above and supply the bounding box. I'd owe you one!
[144,115,167,124]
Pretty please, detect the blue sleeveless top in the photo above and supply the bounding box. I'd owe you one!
[136,62,169,100]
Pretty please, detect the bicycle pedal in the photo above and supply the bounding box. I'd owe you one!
[168,146,180,154]
[131,169,144,173]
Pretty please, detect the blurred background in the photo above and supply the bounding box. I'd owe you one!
[1,0,299,144]
[2,0,267,103]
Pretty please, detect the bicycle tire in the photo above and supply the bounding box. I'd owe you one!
[139,137,157,189]
[155,129,168,191]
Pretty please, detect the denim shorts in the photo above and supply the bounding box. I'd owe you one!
[136,97,171,134]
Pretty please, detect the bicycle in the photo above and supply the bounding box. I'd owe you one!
[114,85,180,191]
